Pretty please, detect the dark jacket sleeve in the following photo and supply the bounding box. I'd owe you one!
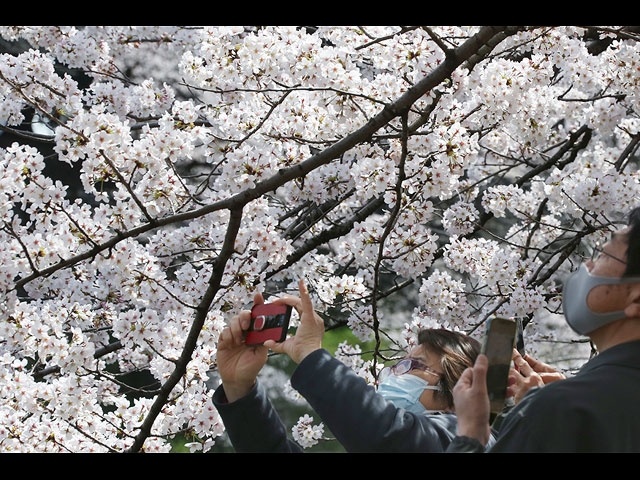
[487,382,592,453]
[290,349,457,452]
[445,435,486,453]
[445,387,559,453]
[212,380,302,453]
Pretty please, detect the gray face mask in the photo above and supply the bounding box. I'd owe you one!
[562,264,640,335]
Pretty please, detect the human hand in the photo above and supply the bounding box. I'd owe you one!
[452,354,491,446]
[508,349,566,404]
[264,279,325,364]
[217,292,269,402]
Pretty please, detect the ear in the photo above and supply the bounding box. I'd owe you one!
[623,283,640,319]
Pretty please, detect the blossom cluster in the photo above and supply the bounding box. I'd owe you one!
[291,414,325,449]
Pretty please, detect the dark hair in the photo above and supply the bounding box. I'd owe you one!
[417,328,481,409]
[623,207,640,277]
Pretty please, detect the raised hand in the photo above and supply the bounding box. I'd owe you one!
[452,354,491,446]
[264,279,325,364]
[508,349,566,404]
[217,292,269,402]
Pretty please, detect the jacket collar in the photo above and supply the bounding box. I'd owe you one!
[579,339,640,375]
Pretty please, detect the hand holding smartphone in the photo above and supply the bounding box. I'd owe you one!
[244,303,292,346]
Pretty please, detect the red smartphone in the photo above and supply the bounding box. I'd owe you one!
[244,303,292,346]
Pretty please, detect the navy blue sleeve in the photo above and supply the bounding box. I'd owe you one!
[445,435,486,453]
[487,382,589,452]
[291,349,456,452]
[212,381,302,453]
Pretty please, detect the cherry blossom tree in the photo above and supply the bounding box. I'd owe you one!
[1,26,639,452]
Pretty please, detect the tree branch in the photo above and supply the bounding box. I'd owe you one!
[125,206,244,452]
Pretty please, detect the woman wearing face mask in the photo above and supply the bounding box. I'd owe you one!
[214,280,494,452]
[377,329,482,416]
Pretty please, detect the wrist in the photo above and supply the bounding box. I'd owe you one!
[448,435,486,453]
[457,422,490,446]
[222,380,255,403]
[294,345,322,364]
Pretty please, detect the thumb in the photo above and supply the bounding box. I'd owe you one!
[455,366,474,390]
[472,354,489,390]
[264,338,287,354]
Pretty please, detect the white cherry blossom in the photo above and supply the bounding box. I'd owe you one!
[1,25,639,453]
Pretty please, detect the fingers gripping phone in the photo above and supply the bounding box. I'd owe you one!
[481,317,517,414]
[244,303,292,346]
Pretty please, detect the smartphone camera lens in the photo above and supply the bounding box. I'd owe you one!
[253,315,266,331]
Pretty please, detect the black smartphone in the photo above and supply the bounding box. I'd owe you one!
[481,317,517,414]
[515,318,525,356]
[244,303,292,346]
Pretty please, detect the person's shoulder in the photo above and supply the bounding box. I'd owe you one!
[496,381,581,443]
[516,365,617,425]
[515,377,581,414]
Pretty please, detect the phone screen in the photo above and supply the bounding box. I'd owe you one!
[481,317,516,413]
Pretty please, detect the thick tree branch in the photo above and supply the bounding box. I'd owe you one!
[126,206,244,453]
[14,26,521,293]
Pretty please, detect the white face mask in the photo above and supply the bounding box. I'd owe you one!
[377,373,441,415]
[562,264,640,335]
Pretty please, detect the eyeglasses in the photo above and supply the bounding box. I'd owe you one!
[590,238,627,265]
[590,246,627,265]
[378,358,442,382]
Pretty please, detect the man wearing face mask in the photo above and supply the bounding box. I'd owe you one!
[449,208,640,453]
[213,279,494,452]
